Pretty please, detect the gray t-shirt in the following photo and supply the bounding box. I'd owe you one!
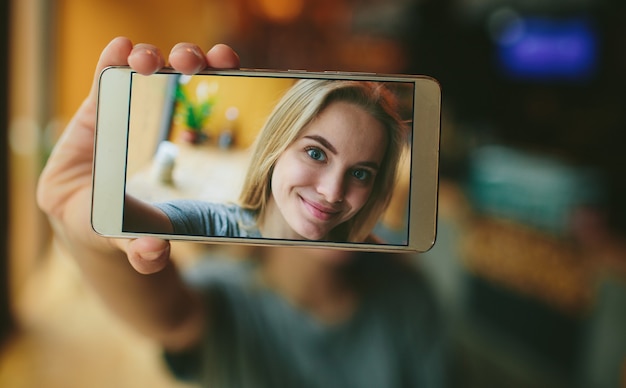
[165,257,446,388]
[154,200,261,238]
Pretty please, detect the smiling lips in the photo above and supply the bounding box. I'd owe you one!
[300,196,341,221]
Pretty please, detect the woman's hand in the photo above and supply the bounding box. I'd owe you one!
[37,37,240,274]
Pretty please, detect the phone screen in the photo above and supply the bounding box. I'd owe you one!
[122,72,417,247]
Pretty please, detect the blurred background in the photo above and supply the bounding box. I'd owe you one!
[1,0,626,387]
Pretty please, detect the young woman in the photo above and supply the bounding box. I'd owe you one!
[37,37,445,387]
[165,245,446,387]
[127,77,408,244]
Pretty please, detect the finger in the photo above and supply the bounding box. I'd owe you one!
[169,43,208,75]
[128,43,166,75]
[87,38,167,102]
[206,44,240,69]
[88,36,134,101]
[122,237,172,275]
[95,36,134,74]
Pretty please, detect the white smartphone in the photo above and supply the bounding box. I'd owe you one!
[92,67,441,252]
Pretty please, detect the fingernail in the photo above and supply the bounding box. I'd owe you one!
[172,43,205,59]
[189,45,206,60]
[131,44,149,55]
[130,44,161,60]
[139,248,167,261]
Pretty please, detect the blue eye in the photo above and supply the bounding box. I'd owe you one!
[306,147,326,162]
[352,169,371,181]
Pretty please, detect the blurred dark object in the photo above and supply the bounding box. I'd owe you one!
[228,0,415,73]
[461,216,594,316]
[459,215,594,384]
[404,0,626,237]
[423,183,626,387]
[467,274,585,378]
[457,144,613,381]
[1,0,12,344]
[466,145,605,237]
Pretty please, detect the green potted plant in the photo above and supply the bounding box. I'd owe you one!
[175,79,216,144]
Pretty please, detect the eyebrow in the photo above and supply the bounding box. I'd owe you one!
[303,135,380,170]
[304,135,337,155]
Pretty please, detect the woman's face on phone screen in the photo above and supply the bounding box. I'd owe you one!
[265,101,387,241]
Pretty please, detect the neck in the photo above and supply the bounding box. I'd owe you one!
[257,198,300,240]
[260,247,357,324]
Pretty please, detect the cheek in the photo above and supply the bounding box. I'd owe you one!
[345,185,374,214]
[272,154,317,193]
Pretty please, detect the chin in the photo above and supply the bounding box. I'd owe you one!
[299,230,327,241]
[291,220,332,241]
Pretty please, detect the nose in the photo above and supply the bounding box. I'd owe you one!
[317,169,345,204]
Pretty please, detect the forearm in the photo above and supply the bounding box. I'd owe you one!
[76,245,203,351]
[122,194,174,233]
[49,191,204,351]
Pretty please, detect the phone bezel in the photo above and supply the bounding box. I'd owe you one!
[92,66,441,252]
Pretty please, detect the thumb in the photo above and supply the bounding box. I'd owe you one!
[87,36,134,103]
[122,237,172,274]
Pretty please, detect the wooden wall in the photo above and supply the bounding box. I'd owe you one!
[53,0,235,125]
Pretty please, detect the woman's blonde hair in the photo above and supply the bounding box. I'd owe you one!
[238,79,408,242]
